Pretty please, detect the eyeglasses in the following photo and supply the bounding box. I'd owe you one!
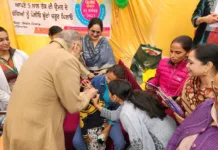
[90,29,101,35]
[211,81,218,100]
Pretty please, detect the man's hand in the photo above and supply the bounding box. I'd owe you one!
[85,88,98,100]
[81,79,91,87]
[88,73,95,79]
[81,80,93,91]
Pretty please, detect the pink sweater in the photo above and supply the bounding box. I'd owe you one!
[148,58,188,97]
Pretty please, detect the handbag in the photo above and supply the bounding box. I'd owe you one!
[130,44,162,83]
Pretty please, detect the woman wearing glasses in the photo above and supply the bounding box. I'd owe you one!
[0,27,28,110]
[82,17,115,76]
[175,44,218,123]
[167,70,218,150]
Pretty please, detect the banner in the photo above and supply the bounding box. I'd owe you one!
[8,0,111,37]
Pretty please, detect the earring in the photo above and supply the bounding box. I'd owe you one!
[204,70,207,76]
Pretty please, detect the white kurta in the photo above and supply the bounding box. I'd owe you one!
[0,49,28,110]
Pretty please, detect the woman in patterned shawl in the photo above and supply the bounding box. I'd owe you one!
[82,18,115,75]
[175,44,218,123]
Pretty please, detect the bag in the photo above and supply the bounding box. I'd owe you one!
[141,69,156,90]
[130,44,162,83]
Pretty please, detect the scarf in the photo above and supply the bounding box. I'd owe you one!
[82,34,115,71]
[181,76,213,116]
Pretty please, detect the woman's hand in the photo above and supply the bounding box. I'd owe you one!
[146,84,154,90]
[92,94,100,106]
[174,112,184,124]
[145,82,157,91]
[198,13,218,25]
[161,100,169,108]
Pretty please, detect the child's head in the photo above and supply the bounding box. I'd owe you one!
[108,79,132,103]
[105,65,126,83]
[109,79,166,119]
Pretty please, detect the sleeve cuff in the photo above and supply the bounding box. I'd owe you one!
[79,63,90,78]
[77,92,91,111]
[192,16,200,28]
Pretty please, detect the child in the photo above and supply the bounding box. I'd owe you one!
[80,87,106,150]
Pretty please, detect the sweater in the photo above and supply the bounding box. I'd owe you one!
[148,58,188,97]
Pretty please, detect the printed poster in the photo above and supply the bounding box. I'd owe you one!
[8,0,111,37]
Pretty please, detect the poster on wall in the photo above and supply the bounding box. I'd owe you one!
[8,0,111,37]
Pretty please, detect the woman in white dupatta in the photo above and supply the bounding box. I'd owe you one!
[0,27,28,110]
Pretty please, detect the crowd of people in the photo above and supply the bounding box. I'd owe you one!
[1,1,218,149]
